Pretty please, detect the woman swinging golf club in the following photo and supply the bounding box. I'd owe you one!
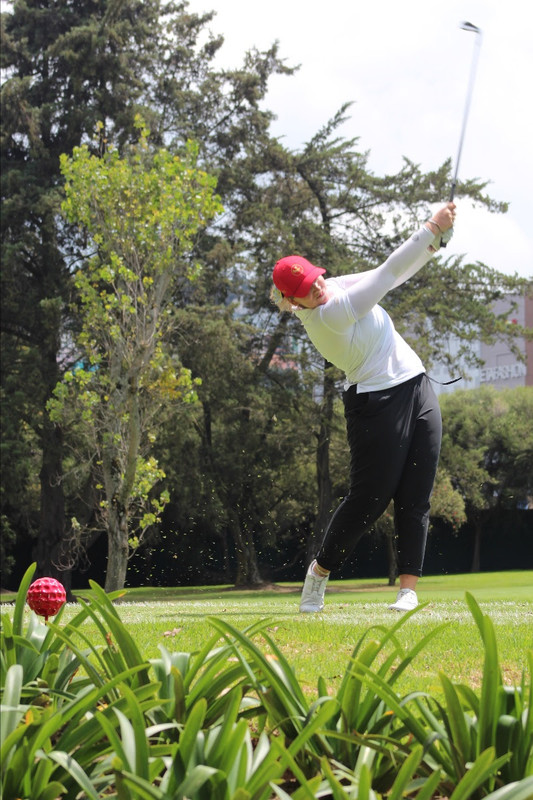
[271,202,456,612]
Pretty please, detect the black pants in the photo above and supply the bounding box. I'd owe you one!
[316,373,442,576]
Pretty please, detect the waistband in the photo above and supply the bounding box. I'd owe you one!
[344,372,425,396]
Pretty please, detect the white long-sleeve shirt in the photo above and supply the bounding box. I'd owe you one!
[295,225,437,392]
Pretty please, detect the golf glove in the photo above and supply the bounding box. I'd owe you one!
[440,227,454,247]
[428,226,454,252]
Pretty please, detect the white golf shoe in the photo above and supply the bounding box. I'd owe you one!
[299,560,329,613]
[389,588,418,612]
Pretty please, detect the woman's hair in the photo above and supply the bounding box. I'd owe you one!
[270,284,300,313]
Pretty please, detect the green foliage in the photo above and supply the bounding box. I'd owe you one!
[2,564,532,799]
[348,594,533,796]
[45,124,223,591]
[0,0,180,581]
[1,0,291,587]
[440,386,533,515]
[430,469,467,531]
[156,305,322,586]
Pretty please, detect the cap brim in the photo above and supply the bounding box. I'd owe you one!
[292,266,326,297]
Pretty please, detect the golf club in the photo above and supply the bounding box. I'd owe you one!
[440,22,482,248]
[450,21,483,202]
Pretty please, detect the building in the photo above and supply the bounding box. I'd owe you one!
[430,293,533,395]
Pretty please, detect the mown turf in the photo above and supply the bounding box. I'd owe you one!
[3,570,532,699]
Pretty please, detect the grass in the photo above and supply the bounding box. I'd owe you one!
[3,570,531,701]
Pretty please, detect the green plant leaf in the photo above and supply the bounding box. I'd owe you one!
[1,612,16,671]
[268,737,318,800]
[478,616,502,754]
[350,659,454,775]
[177,697,207,767]
[114,768,164,799]
[207,616,311,742]
[448,747,512,800]
[46,750,100,800]
[121,684,151,779]
[238,729,283,796]
[1,664,24,744]
[455,683,480,716]
[37,781,68,800]
[81,582,150,683]
[319,755,353,799]
[412,769,443,800]
[222,720,253,790]
[12,563,36,637]
[439,671,473,766]
[30,752,58,800]
[465,593,486,642]
[1,712,33,769]
[176,763,225,797]
[206,687,243,765]
[387,743,424,799]
[482,776,533,800]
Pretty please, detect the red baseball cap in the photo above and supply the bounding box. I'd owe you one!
[272,255,326,298]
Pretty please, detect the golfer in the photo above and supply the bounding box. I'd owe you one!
[271,203,456,612]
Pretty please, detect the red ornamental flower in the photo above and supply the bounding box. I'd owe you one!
[27,577,66,620]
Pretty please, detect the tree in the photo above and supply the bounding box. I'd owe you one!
[439,386,533,571]
[1,0,292,587]
[153,304,321,586]
[486,387,533,509]
[1,0,167,587]
[48,125,222,591]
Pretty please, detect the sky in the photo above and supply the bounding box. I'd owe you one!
[190,0,533,279]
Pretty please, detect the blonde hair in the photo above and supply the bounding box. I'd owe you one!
[270,284,300,313]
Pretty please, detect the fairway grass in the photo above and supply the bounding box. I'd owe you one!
[114,595,532,698]
[3,570,532,699]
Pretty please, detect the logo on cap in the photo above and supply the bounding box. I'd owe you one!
[290,264,304,276]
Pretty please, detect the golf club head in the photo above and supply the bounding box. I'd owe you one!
[460,21,481,34]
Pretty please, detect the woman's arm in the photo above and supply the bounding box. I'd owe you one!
[333,205,454,294]
[334,242,435,293]
[341,225,435,318]
[319,204,456,329]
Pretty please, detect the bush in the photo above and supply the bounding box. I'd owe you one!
[1,564,532,799]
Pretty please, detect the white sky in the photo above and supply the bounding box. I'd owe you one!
[192,0,533,279]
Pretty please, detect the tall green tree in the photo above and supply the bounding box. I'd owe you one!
[48,128,222,591]
[1,0,165,586]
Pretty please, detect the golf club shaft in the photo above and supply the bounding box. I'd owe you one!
[449,23,482,202]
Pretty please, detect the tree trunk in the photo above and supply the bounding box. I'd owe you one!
[105,503,130,592]
[231,516,263,586]
[307,362,335,566]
